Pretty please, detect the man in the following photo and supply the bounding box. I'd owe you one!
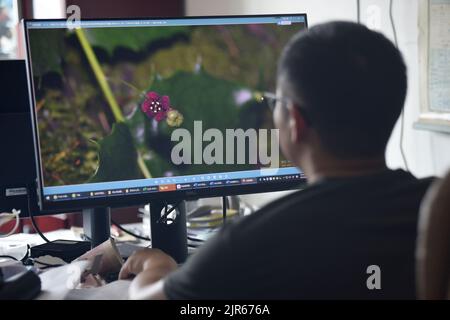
[119,22,433,299]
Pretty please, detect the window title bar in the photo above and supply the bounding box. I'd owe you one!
[26,16,306,29]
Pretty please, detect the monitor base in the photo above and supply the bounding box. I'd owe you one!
[82,207,111,248]
[81,202,188,262]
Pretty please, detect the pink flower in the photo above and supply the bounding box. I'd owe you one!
[141,92,171,122]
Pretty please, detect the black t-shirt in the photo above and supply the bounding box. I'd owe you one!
[164,169,433,299]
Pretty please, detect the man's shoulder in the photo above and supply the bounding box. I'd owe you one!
[231,183,333,233]
[234,170,435,230]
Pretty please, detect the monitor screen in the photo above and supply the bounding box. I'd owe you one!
[24,15,308,212]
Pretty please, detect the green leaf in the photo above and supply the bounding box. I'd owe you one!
[126,105,147,149]
[145,152,180,178]
[90,122,143,183]
[137,70,259,175]
[28,29,65,77]
[151,70,243,132]
[84,27,189,55]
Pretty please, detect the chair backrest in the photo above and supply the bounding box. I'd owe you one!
[416,170,450,300]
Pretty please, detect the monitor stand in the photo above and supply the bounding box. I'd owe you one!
[82,207,111,248]
[149,200,188,264]
[81,202,188,263]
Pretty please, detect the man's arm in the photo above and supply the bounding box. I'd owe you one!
[129,278,167,300]
[119,248,177,300]
[120,218,257,300]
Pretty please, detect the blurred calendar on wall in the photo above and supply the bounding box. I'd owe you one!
[417,0,450,133]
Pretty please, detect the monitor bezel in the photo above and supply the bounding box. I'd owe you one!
[23,13,308,213]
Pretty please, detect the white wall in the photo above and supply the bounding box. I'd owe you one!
[187,0,450,207]
[33,0,66,19]
[187,0,450,177]
[187,0,358,24]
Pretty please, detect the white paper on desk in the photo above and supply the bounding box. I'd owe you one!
[38,261,130,300]
[38,260,90,300]
[64,280,130,300]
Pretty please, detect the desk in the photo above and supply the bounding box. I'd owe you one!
[37,261,131,300]
[0,229,81,261]
[0,227,148,300]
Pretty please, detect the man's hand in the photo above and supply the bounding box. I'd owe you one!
[119,249,178,300]
[119,248,178,280]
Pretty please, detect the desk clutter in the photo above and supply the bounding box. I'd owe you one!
[0,263,41,300]
[0,238,139,300]
[0,197,253,299]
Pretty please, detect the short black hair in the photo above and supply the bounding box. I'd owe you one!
[278,21,407,158]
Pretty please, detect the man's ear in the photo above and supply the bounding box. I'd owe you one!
[288,103,308,144]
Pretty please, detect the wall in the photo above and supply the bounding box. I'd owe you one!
[187,0,450,206]
[65,0,184,18]
[32,0,66,18]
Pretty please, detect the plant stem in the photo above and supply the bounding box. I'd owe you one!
[120,79,145,95]
[75,28,124,122]
[75,28,152,179]
[137,154,152,179]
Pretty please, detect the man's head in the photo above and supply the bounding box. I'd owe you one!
[274,21,407,164]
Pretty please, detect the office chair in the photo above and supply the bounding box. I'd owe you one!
[416,170,450,300]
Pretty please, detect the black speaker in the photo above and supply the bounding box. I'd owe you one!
[0,60,39,217]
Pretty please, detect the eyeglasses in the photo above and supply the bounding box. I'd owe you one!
[262,92,289,112]
[261,92,312,126]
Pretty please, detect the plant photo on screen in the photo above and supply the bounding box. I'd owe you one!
[28,23,302,187]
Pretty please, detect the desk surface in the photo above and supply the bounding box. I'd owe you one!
[0,229,81,261]
[0,227,148,300]
[37,260,131,300]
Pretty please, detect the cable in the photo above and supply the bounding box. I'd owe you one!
[389,0,399,47]
[30,259,64,269]
[356,0,361,23]
[113,201,182,241]
[238,196,256,215]
[389,0,410,172]
[39,265,64,270]
[222,196,227,225]
[111,219,151,242]
[0,245,30,264]
[187,236,204,243]
[0,255,18,261]
[27,189,50,243]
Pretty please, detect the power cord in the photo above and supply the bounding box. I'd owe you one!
[0,245,31,264]
[26,195,205,250]
[112,201,184,242]
[111,219,151,242]
[389,0,410,172]
[27,189,50,243]
[0,255,19,261]
[187,236,204,243]
[238,196,256,215]
[222,196,227,225]
[187,197,232,248]
[113,204,205,250]
[27,258,64,270]
[356,0,361,23]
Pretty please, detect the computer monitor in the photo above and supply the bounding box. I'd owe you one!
[0,60,40,218]
[23,14,308,256]
[23,14,307,214]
